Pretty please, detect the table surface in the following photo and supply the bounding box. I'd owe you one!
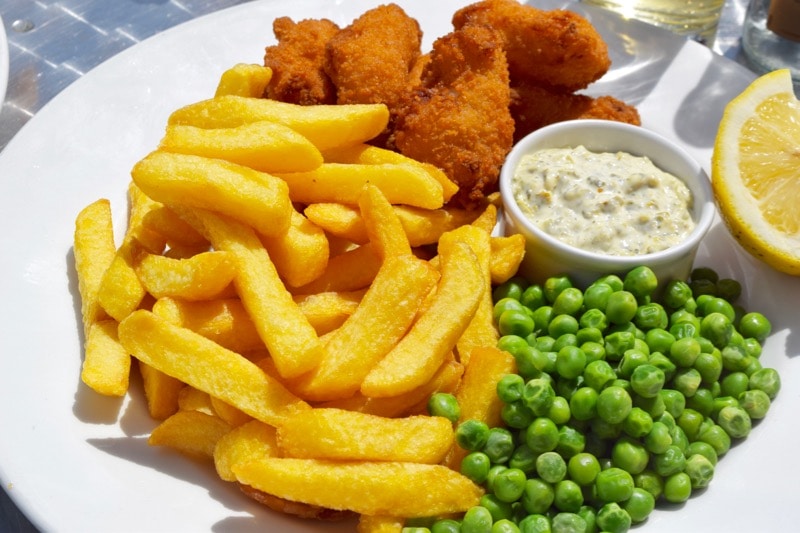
[0,0,755,530]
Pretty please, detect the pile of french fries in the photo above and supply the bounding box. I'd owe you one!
[73,63,526,530]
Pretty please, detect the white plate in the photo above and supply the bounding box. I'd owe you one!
[0,1,798,532]
[0,14,8,104]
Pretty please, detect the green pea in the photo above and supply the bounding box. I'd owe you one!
[579,308,608,332]
[672,367,702,398]
[617,349,649,379]
[698,423,732,456]
[427,392,461,423]
[492,519,520,533]
[456,419,490,451]
[509,444,539,475]
[652,444,686,477]
[548,396,572,425]
[717,405,752,438]
[738,389,771,419]
[432,519,462,533]
[497,334,529,357]
[569,387,598,421]
[669,321,699,340]
[660,389,685,418]
[594,467,634,503]
[742,337,763,359]
[577,506,597,533]
[493,298,526,322]
[523,378,556,416]
[711,395,739,419]
[685,453,715,489]
[493,467,528,503]
[462,452,492,483]
[670,336,701,367]
[663,472,692,503]
[494,276,529,301]
[597,386,632,424]
[644,327,675,354]
[512,345,545,380]
[553,480,584,513]
[700,312,734,348]
[630,364,665,398]
[623,487,655,524]
[497,374,526,403]
[685,441,719,466]
[551,512,587,533]
[622,407,653,438]
[532,306,555,333]
[502,401,535,429]
[604,331,636,361]
[584,282,614,311]
[568,452,601,486]
[700,297,736,322]
[556,425,586,459]
[553,287,584,316]
[677,408,705,441]
[487,465,508,489]
[518,514,552,533]
[544,276,573,304]
[749,367,781,399]
[634,302,668,330]
[520,284,546,311]
[556,346,587,380]
[583,359,616,391]
[720,371,749,398]
[461,505,493,533]
[521,478,555,514]
[721,344,751,372]
[580,341,606,365]
[535,335,556,353]
[536,451,567,483]
[499,309,536,338]
[549,315,579,338]
[605,291,638,325]
[484,427,516,464]
[648,352,677,381]
[623,266,658,300]
[596,502,631,533]
[634,392,666,419]
[694,351,723,385]
[576,326,603,345]
[663,280,693,309]
[611,437,649,475]
[738,312,772,344]
[634,470,664,501]
[690,278,718,299]
[526,417,560,453]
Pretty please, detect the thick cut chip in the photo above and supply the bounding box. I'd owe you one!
[321,358,464,419]
[97,240,147,322]
[80,319,131,397]
[260,208,329,288]
[148,410,232,461]
[359,185,411,259]
[127,184,169,254]
[232,458,482,517]
[214,63,273,98]
[132,151,292,238]
[178,208,324,378]
[292,243,381,295]
[277,408,454,464]
[168,95,389,151]
[395,205,482,247]
[158,121,323,174]
[322,143,459,202]
[292,290,364,335]
[304,203,369,244]
[152,297,265,354]
[141,204,208,249]
[214,420,280,481]
[210,396,253,428]
[136,251,237,301]
[490,234,526,284]
[276,163,444,209]
[118,310,310,426]
[74,199,116,337]
[139,361,184,420]
[439,226,497,365]
[178,386,215,415]
[290,255,439,401]
[361,241,484,397]
[444,346,516,470]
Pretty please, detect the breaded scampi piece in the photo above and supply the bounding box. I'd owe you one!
[394,23,514,209]
[324,3,423,132]
[452,0,611,92]
[264,17,340,105]
[510,84,641,143]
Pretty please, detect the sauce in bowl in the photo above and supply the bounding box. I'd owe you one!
[511,145,696,256]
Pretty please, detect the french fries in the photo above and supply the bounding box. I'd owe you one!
[73,84,527,528]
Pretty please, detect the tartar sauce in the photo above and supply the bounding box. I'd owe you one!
[511,145,695,256]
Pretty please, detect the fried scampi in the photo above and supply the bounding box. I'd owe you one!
[394,24,514,209]
[263,17,340,105]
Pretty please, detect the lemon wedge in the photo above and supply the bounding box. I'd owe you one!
[711,69,800,275]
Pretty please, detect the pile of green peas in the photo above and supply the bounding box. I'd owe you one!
[418,266,780,533]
